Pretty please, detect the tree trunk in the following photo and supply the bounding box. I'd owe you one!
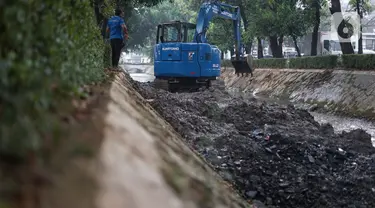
[292,35,301,57]
[94,0,104,26]
[93,0,108,39]
[257,37,264,59]
[239,4,252,55]
[101,18,108,39]
[246,41,253,55]
[311,0,320,56]
[93,0,111,66]
[278,36,284,57]
[221,52,224,60]
[269,36,283,58]
[358,24,363,54]
[330,0,355,54]
[356,0,363,54]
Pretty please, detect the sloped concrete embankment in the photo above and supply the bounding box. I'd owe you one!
[98,72,254,208]
[221,68,375,119]
[121,63,154,75]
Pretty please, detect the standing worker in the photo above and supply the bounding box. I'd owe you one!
[106,8,129,68]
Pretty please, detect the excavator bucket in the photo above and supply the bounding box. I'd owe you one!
[231,56,253,76]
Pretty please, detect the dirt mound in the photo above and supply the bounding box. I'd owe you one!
[134,81,375,208]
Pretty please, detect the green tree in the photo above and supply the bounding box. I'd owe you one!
[93,0,167,49]
[286,6,312,57]
[130,0,316,59]
[126,0,196,50]
[246,0,303,58]
[300,0,329,56]
[123,0,196,58]
[348,0,374,54]
[240,1,264,58]
[207,19,235,59]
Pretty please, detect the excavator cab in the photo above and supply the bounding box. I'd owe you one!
[156,21,196,44]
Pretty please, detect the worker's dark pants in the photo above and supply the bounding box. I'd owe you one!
[110,38,123,67]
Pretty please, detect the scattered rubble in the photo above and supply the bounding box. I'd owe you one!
[134,80,375,208]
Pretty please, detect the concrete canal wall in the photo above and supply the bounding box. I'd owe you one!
[221,67,375,120]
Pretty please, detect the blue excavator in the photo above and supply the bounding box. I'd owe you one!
[153,0,252,92]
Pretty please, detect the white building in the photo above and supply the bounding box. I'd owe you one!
[320,31,375,55]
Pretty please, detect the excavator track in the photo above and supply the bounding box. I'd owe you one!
[153,77,225,93]
[209,79,225,91]
[153,78,169,91]
[153,78,217,92]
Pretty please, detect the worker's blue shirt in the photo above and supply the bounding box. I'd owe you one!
[108,16,125,40]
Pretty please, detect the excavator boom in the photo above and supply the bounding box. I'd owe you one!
[194,1,252,75]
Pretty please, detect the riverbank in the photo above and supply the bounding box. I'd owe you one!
[120,63,375,207]
[134,77,375,208]
[123,64,375,143]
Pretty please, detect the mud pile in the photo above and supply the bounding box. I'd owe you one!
[135,81,375,208]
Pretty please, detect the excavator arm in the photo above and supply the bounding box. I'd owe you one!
[153,0,252,85]
[193,1,245,62]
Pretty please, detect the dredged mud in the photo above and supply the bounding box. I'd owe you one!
[133,80,375,208]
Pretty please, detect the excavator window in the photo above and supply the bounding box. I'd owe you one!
[161,24,181,43]
[185,25,195,42]
[156,22,196,44]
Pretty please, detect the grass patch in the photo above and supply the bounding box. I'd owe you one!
[342,54,375,70]
[288,55,338,69]
[253,58,287,69]
[221,54,375,71]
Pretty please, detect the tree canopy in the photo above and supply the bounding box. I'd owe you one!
[133,0,318,57]
[125,0,196,50]
[121,0,373,57]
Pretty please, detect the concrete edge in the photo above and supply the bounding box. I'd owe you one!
[220,67,375,120]
[221,67,375,75]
